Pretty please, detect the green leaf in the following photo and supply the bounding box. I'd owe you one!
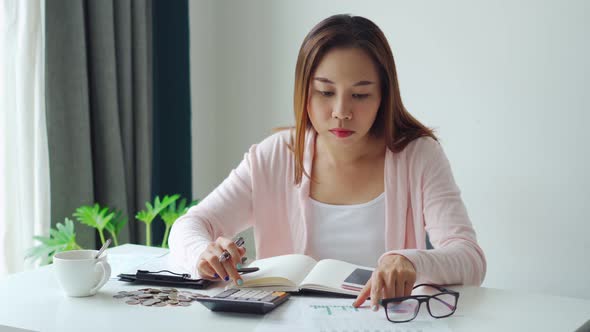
[73,203,114,231]
[73,204,98,228]
[27,246,55,266]
[104,209,127,236]
[160,198,199,227]
[135,210,151,223]
[32,235,55,246]
[136,194,180,225]
[26,218,81,266]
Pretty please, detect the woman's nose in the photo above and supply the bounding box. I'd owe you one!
[331,97,353,120]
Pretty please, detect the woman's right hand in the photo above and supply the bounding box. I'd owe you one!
[197,237,247,286]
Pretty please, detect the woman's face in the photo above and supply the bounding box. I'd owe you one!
[308,47,382,146]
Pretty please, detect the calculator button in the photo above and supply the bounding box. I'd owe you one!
[260,294,279,303]
[228,290,254,300]
[197,289,290,314]
[246,290,265,300]
[214,289,240,298]
[248,291,267,301]
[241,290,256,297]
[237,291,252,300]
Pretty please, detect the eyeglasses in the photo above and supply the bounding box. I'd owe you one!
[380,284,459,323]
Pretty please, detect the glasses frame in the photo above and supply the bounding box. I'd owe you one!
[380,283,460,323]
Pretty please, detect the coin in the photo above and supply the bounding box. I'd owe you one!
[190,294,208,300]
[115,287,204,308]
[141,299,161,306]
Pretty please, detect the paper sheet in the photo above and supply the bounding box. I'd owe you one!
[255,296,451,332]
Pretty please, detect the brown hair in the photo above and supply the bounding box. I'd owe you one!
[288,14,438,185]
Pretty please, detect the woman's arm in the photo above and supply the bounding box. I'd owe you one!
[380,140,487,286]
[169,146,256,277]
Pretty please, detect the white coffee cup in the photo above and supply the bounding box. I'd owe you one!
[53,250,111,297]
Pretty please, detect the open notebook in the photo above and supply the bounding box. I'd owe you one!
[234,254,374,296]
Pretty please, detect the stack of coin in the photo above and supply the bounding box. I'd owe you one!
[113,287,209,307]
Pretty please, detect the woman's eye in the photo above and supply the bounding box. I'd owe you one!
[315,90,369,99]
[318,90,334,97]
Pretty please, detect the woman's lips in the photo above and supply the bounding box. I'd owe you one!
[329,129,354,138]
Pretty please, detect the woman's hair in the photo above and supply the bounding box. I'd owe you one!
[289,14,438,185]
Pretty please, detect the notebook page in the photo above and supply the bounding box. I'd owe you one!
[241,254,318,288]
[300,259,374,294]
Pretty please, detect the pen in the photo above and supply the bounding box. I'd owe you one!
[218,237,245,263]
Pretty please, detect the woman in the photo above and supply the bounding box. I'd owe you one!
[169,14,486,311]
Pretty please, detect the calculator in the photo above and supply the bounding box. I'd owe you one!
[195,288,290,314]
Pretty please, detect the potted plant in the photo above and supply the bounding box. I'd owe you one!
[26,194,198,265]
[25,218,81,265]
[158,198,199,248]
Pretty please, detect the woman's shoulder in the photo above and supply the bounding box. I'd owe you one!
[253,128,294,154]
[245,128,295,168]
[406,135,441,153]
[242,129,297,186]
[392,136,445,167]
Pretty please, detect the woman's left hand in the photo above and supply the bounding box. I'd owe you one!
[352,254,417,310]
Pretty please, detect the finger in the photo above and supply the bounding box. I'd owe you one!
[382,277,396,299]
[404,280,413,297]
[219,238,242,267]
[206,256,227,280]
[215,239,243,285]
[395,277,405,298]
[371,273,384,311]
[197,259,216,279]
[238,247,247,260]
[352,279,372,308]
[207,254,228,280]
[206,244,229,280]
[221,259,243,286]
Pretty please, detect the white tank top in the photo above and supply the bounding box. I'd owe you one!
[307,192,386,267]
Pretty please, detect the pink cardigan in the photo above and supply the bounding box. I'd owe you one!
[169,129,486,285]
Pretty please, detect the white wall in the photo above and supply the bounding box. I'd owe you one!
[190,0,590,299]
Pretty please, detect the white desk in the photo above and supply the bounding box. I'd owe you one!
[0,244,588,332]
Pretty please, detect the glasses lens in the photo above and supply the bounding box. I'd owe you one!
[428,293,457,317]
[385,298,420,322]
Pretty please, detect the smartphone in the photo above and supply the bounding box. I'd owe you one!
[341,268,373,292]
